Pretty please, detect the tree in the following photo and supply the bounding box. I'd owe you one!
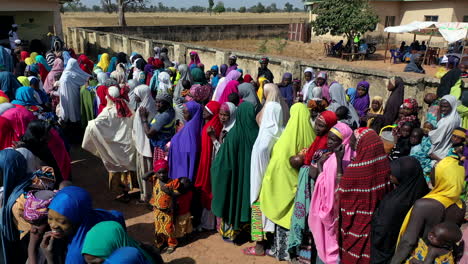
[254,2,265,13]
[284,2,293,12]
[117,0,146,27]
[266,3,278,12]
[213,1,225,14]
[310,0,378,41]
[208,0,214,14]
[62,0,89,12]
[238,6,246,13]
[101,0,116,13]
[92,5,102,11]
[187,5,206,12]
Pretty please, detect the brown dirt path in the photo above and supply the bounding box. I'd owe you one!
[70,145,277,264]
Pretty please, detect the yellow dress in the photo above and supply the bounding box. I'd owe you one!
[405,239,454,264]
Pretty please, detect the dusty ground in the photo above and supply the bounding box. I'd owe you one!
[70,145,277,264]
[191,39,443,77]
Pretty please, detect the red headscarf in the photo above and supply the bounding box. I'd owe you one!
[106,87,132,118]
[78,54,94,74]
[48,128,71,180]
[153,59,164,69]
[243,74,253,83]
[96,85,108,115]
[37,63,49,83]
[304,110,338,165]
[68,48,78,59]
[194,101,223,209]
[20,51,30,61]
[1,107,36,139]
[147,57,155,66]
[0,116,18,150]
[153,159,169,172]
[338,128,392,262]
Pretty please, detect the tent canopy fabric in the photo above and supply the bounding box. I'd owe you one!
[384,21,468,43]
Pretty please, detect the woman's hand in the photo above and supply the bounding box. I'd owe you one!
[40,232,56,264]
[334,145,345,161]
[207,126,215,137]
[139,107,148,121]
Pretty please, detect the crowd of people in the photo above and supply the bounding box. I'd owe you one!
[1,29,468,264]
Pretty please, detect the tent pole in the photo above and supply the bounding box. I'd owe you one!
[384,32,390,63]
[413,33,416,43]
[422,31,433,65]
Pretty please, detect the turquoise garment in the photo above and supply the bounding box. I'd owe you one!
[107,57,117,73]
[410,136,433,182]
[35,55,51,71]
[10,86,38,106]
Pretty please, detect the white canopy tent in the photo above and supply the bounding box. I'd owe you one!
[383,21,468,63]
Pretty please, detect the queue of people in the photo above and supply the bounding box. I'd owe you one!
[0,33,468,264]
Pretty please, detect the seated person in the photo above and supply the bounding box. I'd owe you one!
[404,54,425,74]
[389,122,414,160]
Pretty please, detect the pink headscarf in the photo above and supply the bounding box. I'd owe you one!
[43,58,64,93]
[1,107,36,138]
[308,122,354,264]
[218,80,240,104]
[316,71,330,102]
[213,70,242,101]
[48,128,71,181]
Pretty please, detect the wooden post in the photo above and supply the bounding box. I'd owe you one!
[413,33,416,42]
[422,30,433,65]
[384,32,390,63]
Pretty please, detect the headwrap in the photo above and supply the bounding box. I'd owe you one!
[17,76,30,87]
[11,86,38,106]
[304,110,338,165]
[367,96,384,127]
[35,55,51,71]
[97,53,110,72]
[259,56,269,63]
[353,81,371,117]
[402,98,418,114]
[283,72,292,79]
[316,71,330,102]
[156,92,172,104]
[229,55,237,60]
[31,167,56,190]
[78,55,94,75]
[106,86,132,118]
[153,159,169,172]
[188,51,201,68]
[26,64,39,74]
[20,51,29,62]
[29,52,38,63]
[43,58,64,93]
[243,74,253,83]
[23,190,56,222]
[190,84,212,103]
[24,58,34,66]
[220,64,228,77]
[153,58,164,69]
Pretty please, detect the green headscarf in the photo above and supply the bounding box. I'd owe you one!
[191,67,207,85]
[81,221,153,262]
[211,102,259,230]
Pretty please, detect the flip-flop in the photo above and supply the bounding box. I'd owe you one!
[242,246,265,256]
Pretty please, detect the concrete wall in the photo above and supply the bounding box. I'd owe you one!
[66,27,440,117]
[85,24,289,42]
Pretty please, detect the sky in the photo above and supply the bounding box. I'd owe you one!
[80,0,305,8]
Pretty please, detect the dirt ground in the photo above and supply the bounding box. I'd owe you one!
[191,39,442,77]
[70,145,277,264]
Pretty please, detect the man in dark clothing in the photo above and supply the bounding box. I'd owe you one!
[257,56,274,83]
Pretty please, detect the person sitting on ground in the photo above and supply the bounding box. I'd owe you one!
[404,54,425,74]
[362,95,383,128]
[424,93,440,126]
[389,122,414,160]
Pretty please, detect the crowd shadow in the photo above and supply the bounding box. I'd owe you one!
[167,257,196,264]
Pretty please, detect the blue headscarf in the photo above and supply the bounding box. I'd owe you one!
[0,71,21,99]
[63,51,71,68]
[0,47,13,73]
[104,247,151,264]
[107,57,117,73]
[30,77,49,104]
[48,186,125,264]
[211,65,220,88]
[0,149,30,263]
[35,55,51,71]
[346,87,356,104]
[11,86,38,106]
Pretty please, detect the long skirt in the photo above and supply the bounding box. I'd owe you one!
[154,208,177,248]
[136,152,152,201]
[108,171,137,194]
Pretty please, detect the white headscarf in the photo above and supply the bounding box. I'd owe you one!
[157,71,171,95]
[57,58,91,122]
[327,82,360,127]
[133,84,157,157]
[429,94,461,159]
[173,64,193,99]
[127,79,138,111]
[250,101,283,204]
[302,67,315,101]
[223,102,237,132]
[97,72,109,85]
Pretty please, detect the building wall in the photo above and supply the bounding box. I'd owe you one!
[0,11,55,43]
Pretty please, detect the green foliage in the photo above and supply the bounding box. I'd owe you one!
[238,6,246,13]
[257,39,269,54]
[250,2,265,13]
[284,2,293,12]
[213,1,225,13]
[208,0,214,13]
[187,5,206,12]
[274,37,288,54]
[311,0,379,40]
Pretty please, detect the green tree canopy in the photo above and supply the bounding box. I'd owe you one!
[311,0,379,40]
[238,6,246,13]
[284,2,293,12]
[208,0,214,13]
[213,1,225,13]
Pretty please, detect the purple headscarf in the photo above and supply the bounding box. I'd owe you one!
[168,101,203,181]
[220,64,228,77]
[353,81,370,117]
[283,72,293,79]
[316,71,330,102]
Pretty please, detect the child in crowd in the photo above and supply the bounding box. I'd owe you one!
[447,127,466,159]
[424,93,440,126]
[144,159,191,254]
[228,92,240,106]
[389,122,414,160]
[410,125,434,183]
[408,222,462,264]
[336,106,357,129]
[292,79,301,103]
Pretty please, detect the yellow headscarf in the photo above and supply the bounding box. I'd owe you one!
[259,103,315,229]
[97,53,110,72]
[397,156,464,245]
[29,52,38,63]
[367,95,384,127]
[257,77,268,102]
[24,58,34,66]
[17,76,30,87]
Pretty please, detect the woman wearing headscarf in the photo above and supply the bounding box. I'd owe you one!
[173,64,193,99]
[0,116,17,150]
[371,157,429,264]
[95,53,110,72]
[328,82,360,128]
[188,84,212,105]
[308,122,353,263]
[245,101,283,256]
[392,98,420,138]
[57,58,91,123]
[157,71,172,95]
[78,54,94,75]
[0,70,21,100]
[132,58,146,84]
[238,82,261,113]
[213,70,242,101]
[191,67,207,85]
[96,84,108,115]
[0,149,31,264]
[429,95,460,161]
[194,101,222,229]
[45,186,124,264]
[353,81,370,118]
[110,65,127,88]
[35,54,51,71]
[365,96,384,128]
[218,80,240,105]
[302,67,315,102]
[346,88,356,104]
[308,71,330,103]
[43,58,63,94]
[62,50,72,67]
[211,102,237,154]
[404,54,425,74]
[0,90,9,104]
[107,56,117,73]
[139,93,175,161]
[160,51,173,69]
[132,85,157,203]
[210,65,220,88]
[370,77,405,133]
[82,86,136,202]
[168,101,203,182]
[1,106,35,138]
[391,155,464,264]
[81,221,157,263]
[11,86,39,107]
[256,83,290,126]
[211,102,259,242]
[104,247,152,264]
[17,76,30,87]
[259,103,314,261]
[188,51,201,69]
[338,128,392,264]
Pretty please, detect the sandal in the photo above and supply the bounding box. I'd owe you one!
[242,246,265,256]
